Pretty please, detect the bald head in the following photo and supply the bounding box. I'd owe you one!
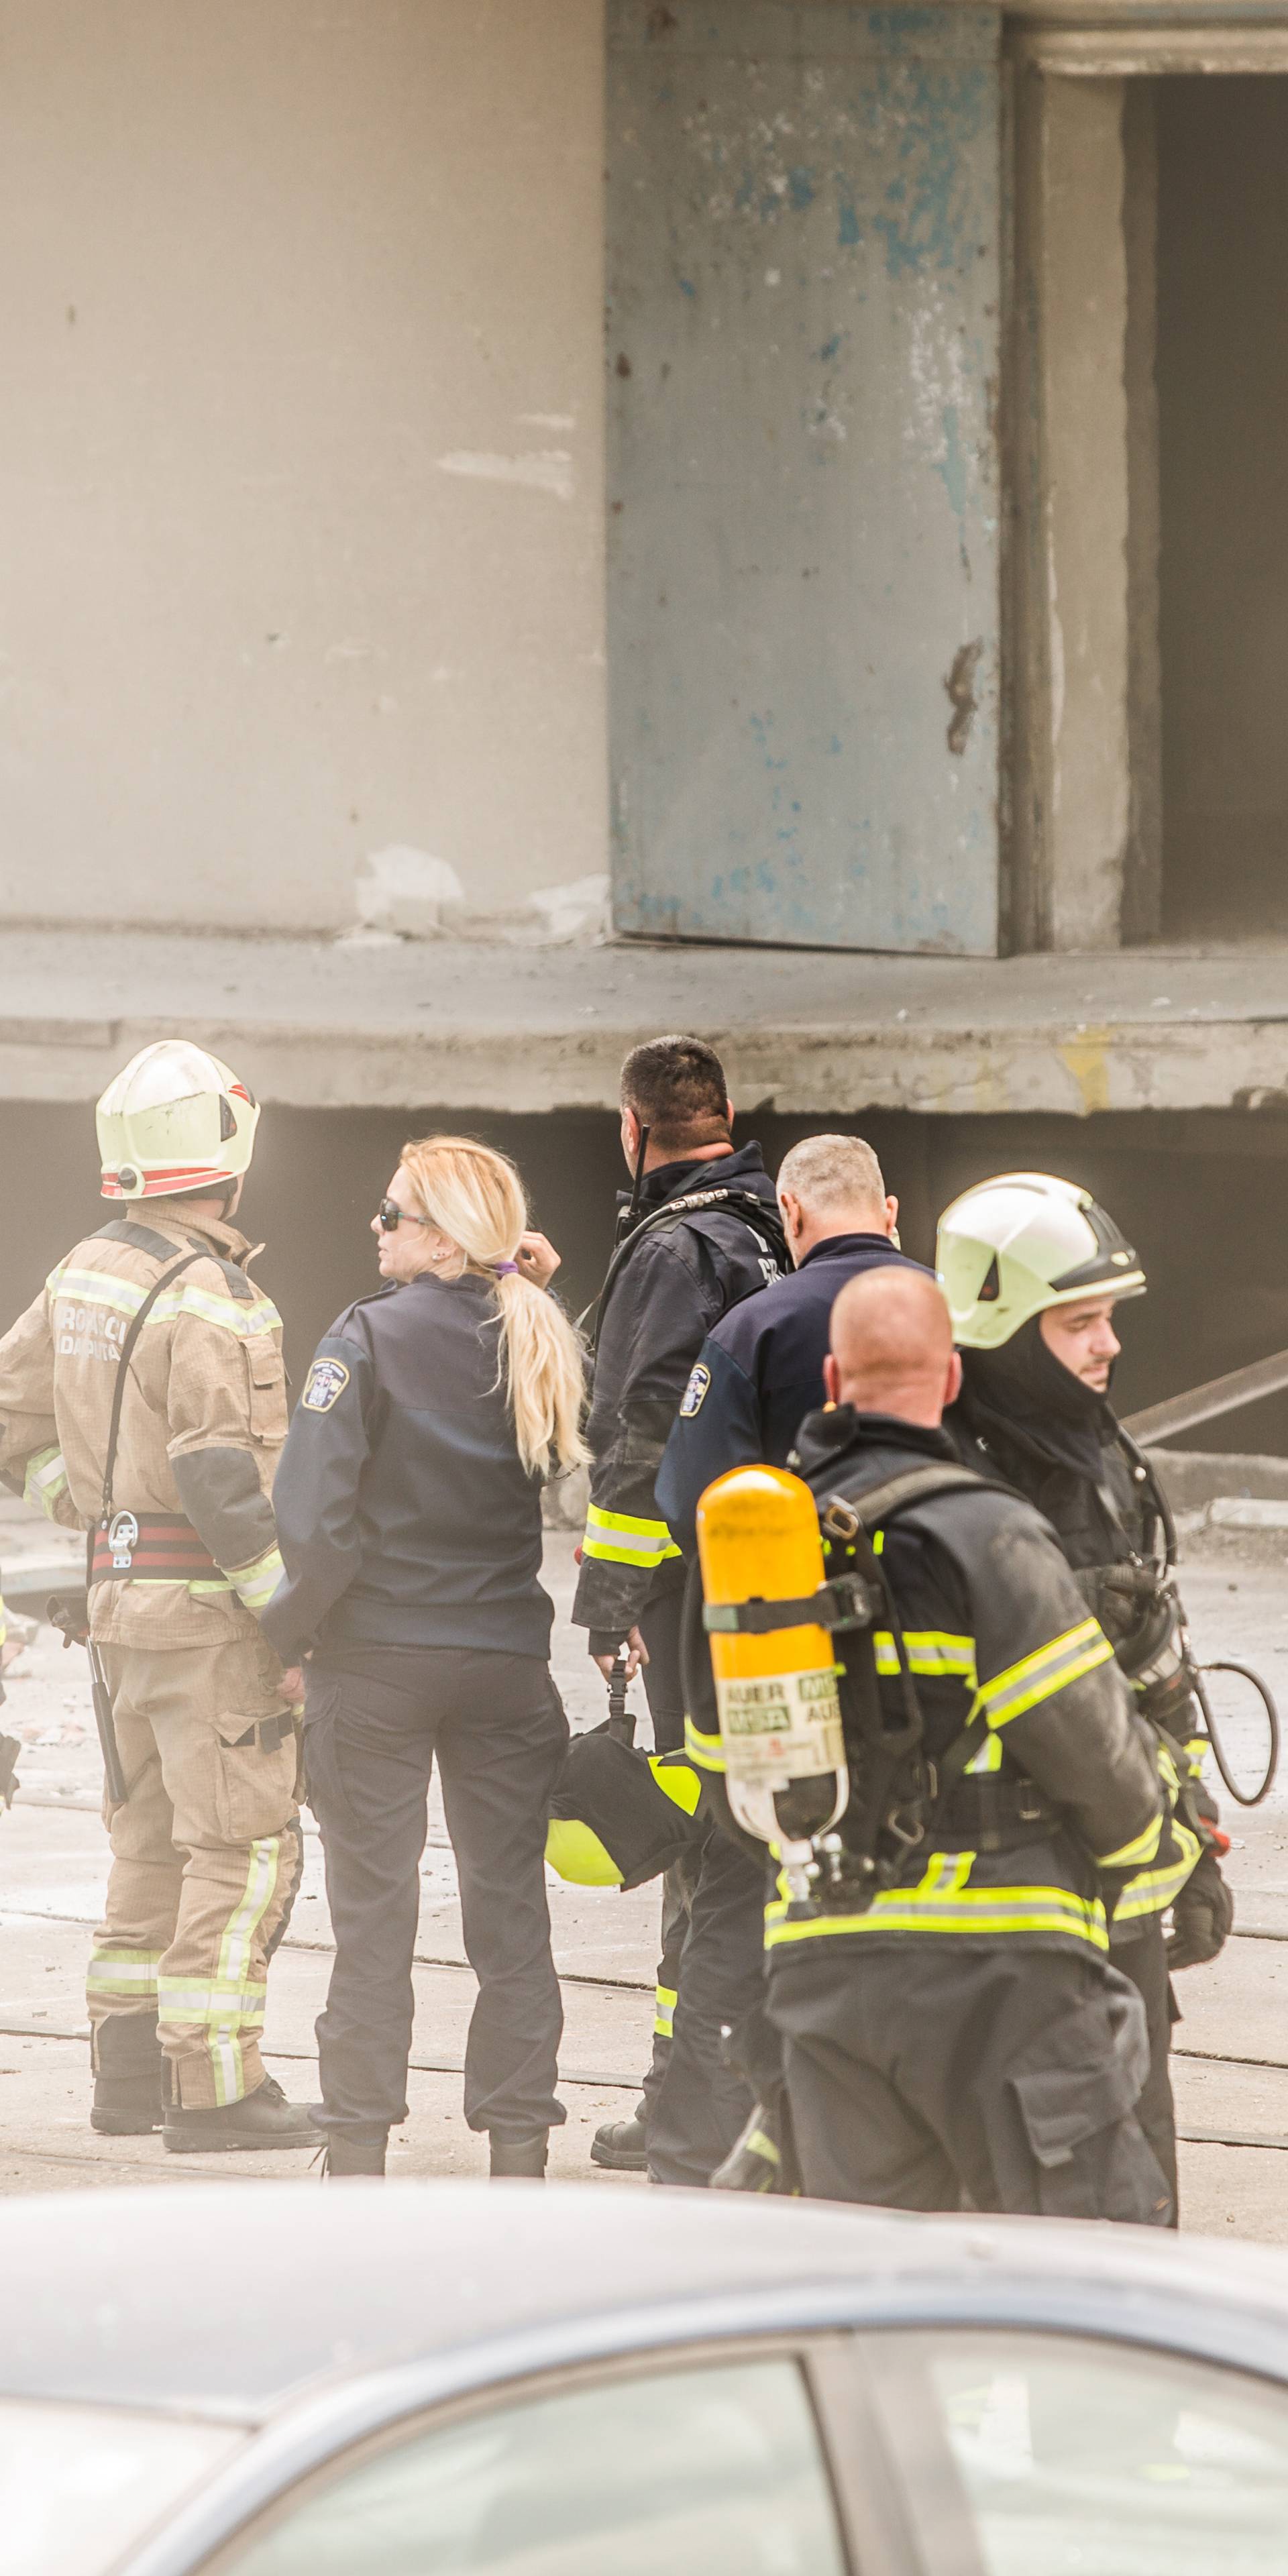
[823,1269,961,1427]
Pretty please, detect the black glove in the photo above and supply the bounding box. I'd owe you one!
[1167,1847,1234,1972]
[710,2092,800,2195]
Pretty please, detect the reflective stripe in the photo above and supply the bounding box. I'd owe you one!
[1115,1819,1203,1921]
[765,1848,1108,1952]
[208,1837,281,2106]
[23,1443,69,1519]
[581,1503,681,1568]
[979,1618,1113,1728]
[49,1267,282,1342]
[874,1630,977,1682]
[653,1983,677,2040]
[229,1546,286,1615]
[648,1756,702,1817]
[87,1948,163,1996]
[1097,1811,1165,1872]
[684,1715,727,1772]
[746,2128,782,2167]
[964,1731,1004,1776]
[156,1980,267,2025]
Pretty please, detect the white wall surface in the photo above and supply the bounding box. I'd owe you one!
[0,0,607,937]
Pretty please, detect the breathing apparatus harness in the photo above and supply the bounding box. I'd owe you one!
[583,1124,788,1354]
[692,1460,1049,1917]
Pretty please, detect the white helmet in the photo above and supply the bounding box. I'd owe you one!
[936,1172,1146,1350]
[96,1040,260,1201]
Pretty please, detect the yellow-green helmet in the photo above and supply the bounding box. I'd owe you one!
[936,1173,1146,1350]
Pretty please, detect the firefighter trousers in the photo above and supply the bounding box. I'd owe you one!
[631,1588,766,2187]
[769,1943,1174,2224]
[1114,1919,1179,2220]
[87,1634,301,2110]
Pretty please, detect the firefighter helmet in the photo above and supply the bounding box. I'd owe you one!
[95,1041,260,1201]
[936,1172,1146,1350]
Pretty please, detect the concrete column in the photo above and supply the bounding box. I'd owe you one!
[1009,68,1158,951]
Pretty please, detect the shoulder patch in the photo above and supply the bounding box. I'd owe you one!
[680,1361,711,1419]
[301,1356,351,1414]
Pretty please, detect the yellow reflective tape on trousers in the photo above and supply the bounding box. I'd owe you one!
[684,1715,726,1772]
[87,1948,163,1994]
[581,1503,681,1568]
[654,1983,677,2039]
[648,1756,702,1816]
[211,1837,281,2106]
[49,1266,282,1342]
[979,1618,1113,1728]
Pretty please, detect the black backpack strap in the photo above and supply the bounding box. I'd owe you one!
[95,1248,209,1531]
[588,1187,788,1352]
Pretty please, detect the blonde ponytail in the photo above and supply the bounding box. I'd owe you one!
[398,1134,589,1479]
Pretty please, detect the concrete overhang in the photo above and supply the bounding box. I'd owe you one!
[1,928,1287,1120]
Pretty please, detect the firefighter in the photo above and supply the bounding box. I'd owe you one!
[937,1172,1231,2215]
[0,1040,316,2150]
[657,1132,917,1556]
[690,1267,1172,2220]
[574,1035,786,2181]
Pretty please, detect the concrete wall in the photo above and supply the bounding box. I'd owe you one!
[0,1,607,941]
[608,1,1002,956]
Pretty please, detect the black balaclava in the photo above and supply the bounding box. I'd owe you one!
[958,1311,1114,1482]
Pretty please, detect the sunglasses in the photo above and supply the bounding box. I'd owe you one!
[377,1197,427,1232]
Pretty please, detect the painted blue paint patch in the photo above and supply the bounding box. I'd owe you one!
[827,735,843,756]
[837,186,861,247]
[868,65,991,280]
[935,404,967,519]
[788,167,816,211]
[818,332,842,363]
[678,276,696,298]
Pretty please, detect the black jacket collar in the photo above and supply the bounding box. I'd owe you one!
[794,1405,957,1481]
[616,1139,775,1226]
[798,1232,899,1271]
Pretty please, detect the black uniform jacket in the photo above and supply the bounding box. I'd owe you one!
[688,1408,1163,1967]
[655,1232,924,1558]
[572,1141,784,1649]
[262,1274,551,1665]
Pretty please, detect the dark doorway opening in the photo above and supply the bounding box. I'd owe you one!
[1157,76,1288,941]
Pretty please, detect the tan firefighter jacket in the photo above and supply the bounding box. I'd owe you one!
[0,1208,288,1651]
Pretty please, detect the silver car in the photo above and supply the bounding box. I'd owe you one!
[7,2181,1288,2576]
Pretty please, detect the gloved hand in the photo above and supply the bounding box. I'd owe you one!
[710,2092,800,2195]
[1167,1847,1234,1971]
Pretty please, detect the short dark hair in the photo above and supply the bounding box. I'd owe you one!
[620,1035,731,1155]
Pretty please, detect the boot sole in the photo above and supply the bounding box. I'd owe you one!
[163,2127,323,2154]
[91,2112,163,2137]
[590,2139,648,2172]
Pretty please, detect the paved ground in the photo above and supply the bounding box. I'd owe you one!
[3,1524,1287,2233]
[5,922,1288,1114]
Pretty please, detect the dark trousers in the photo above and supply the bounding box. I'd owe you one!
[1114,1918,1179,2219]
[769,1943,1174,2224]
[304,1645,569,2143]
[632,1585,768,2186]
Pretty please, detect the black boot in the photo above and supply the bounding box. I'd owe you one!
[319,2128,388,2178]
[91,2013,164,2137]
[490,2130,549,2180]
[590,2114,647,2173]
[163,2070,322,2154]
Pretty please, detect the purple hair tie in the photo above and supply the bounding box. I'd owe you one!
[493,1260,520,1276]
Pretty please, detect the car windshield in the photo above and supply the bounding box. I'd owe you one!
[1,2398,243,2576]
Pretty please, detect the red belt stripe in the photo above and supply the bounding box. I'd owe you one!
[91,1517,221,1585]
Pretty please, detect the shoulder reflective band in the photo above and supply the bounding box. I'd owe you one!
[979,1617,1113,1728]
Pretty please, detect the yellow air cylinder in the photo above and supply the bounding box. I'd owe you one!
[696,1465,848,1856]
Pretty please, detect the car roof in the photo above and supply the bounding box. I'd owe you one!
[7,2184,1288,2426]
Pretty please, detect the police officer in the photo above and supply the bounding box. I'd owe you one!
[657,1132,917,1554]
[0,1041,315,2149]
[936,1173,1232,2214]
[263,1134,588,2180]
[690,1267,1171,2219]
[574,1035,786,2180]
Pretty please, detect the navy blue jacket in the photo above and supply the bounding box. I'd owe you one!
[261,1274,551,1663]
[655,1232,925,1557]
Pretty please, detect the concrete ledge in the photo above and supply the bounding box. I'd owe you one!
[3,926,1288,1113]
[1144,1450,1288,1511]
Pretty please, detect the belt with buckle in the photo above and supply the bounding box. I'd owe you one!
[91,1511,221,1586]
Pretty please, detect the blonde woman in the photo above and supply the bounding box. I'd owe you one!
[263,1136,588,2180]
